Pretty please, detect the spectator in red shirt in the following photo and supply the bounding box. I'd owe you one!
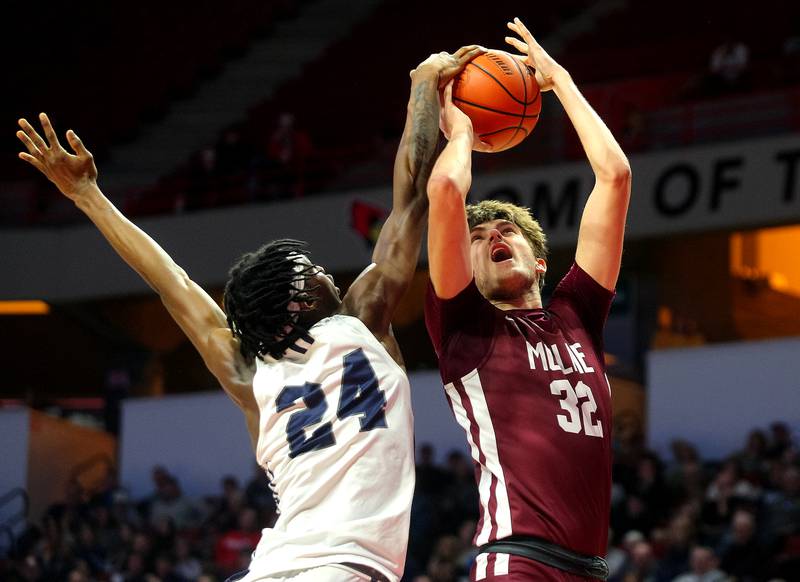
[214,507,261,574]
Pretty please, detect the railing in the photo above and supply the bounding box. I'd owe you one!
[0,487,29,557]
[646,87,800,149]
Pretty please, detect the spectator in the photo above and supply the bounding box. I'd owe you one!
[149,477,204,530]
[622,454,670,536]
[184,148,222,211]
[264,112,313,198]
[605,529,628,581]
[244,464,278,525]
[139,466,172,519]
[209,476,245,531]
[766,422,795,461]
[151,515,177,556]
[701,460,760,542]
[616,539,658,582]
[438,451,479,534]
[781,29,800,84]
[665,440,705,506]
[733,429,769,484]
[717,510,765,582]
[121,552,148,582]
[707,37,751,94]
[652,514,694,581]
[416,443,448,496]
[130,531,155,571]
[213,507,261,575]
[762,464,800,548]
[672,545,727,582]
[174,537,203,581]
[74,523,109,577]
[455,519,478,576]
[153,553,184,582]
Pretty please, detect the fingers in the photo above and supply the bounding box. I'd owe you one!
[18,118,49,153]
[476,139,493,152]
[452,44,482,60]
[67,129,91,158]
[442,79,454,106]
[39,112,63,151]
[16,128,44,159]
[505,36,529,54]
[457,46,486,66]
[507,17,538,47]
[18,152,46,173]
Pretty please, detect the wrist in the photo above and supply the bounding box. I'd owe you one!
[450,120,473,139]
[72,182,104,210]
[550,67,573,90]
[410,64,440,82]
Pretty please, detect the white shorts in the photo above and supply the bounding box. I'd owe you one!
[238,564,373,582]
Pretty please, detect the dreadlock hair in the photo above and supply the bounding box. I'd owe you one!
[223,239,320,361]
[465,200,549,291]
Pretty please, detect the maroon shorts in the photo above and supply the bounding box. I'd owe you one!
[471,553,602,581]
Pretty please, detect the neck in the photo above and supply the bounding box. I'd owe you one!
[489,286,543,311]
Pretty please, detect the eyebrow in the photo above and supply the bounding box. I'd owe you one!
[470,220,516,232]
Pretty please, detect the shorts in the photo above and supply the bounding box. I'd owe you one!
[472,553,601,581]
[227,563,380,582]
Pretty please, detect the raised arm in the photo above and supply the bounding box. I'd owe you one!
[345,47,484,334]
[17,114,259,448]
[507,18,632,290]
[426,80,477,299]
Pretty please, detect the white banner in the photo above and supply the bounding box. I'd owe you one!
[469,132,800,247]
[2,133,798,300]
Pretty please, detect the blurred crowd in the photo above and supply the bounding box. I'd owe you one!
[1,421,797,582]
[0,466,277,582]
[405,422,799,582]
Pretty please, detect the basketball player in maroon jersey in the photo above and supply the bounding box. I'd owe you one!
[424,18,632,581]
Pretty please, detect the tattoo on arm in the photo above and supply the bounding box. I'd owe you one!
[408,78,441,189]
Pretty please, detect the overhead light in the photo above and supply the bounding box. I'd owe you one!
[0,301,51,315]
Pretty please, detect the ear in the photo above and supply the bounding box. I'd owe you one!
[534,258,547,274]
[298,299,316,311]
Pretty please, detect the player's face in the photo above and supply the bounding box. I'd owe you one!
[308,264,342,314]
[469,219,545,300]
[290,254,341,316]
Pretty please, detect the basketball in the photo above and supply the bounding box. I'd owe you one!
[452,50,541,152]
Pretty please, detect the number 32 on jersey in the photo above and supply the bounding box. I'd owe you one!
[276,348,388,458]
[550,379,604,437]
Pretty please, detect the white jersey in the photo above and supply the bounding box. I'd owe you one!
[243,314,415,582]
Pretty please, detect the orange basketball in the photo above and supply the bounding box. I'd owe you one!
[452,50,541,152]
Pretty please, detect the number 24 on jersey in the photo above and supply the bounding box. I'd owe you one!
[276,348,388,458]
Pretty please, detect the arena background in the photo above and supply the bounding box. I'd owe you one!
[1,0,798,580]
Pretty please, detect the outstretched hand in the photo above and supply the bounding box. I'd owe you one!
[505,17,565,92]
[411,45,486,87]
[17,113,98,200]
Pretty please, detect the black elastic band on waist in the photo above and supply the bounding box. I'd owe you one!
[341,562,390,582]
[478,536,609,580]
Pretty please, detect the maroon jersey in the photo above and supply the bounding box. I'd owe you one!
[425,263,614,581]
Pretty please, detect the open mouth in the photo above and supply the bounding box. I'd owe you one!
[491,244,513,263]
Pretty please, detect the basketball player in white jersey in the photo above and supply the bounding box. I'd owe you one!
[16,46,485,582]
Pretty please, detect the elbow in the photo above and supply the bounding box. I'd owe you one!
[597,159,632,187]
[427,174,466,206]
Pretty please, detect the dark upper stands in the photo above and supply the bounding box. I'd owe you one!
[4,0,800,223]
[0,1,291,198]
